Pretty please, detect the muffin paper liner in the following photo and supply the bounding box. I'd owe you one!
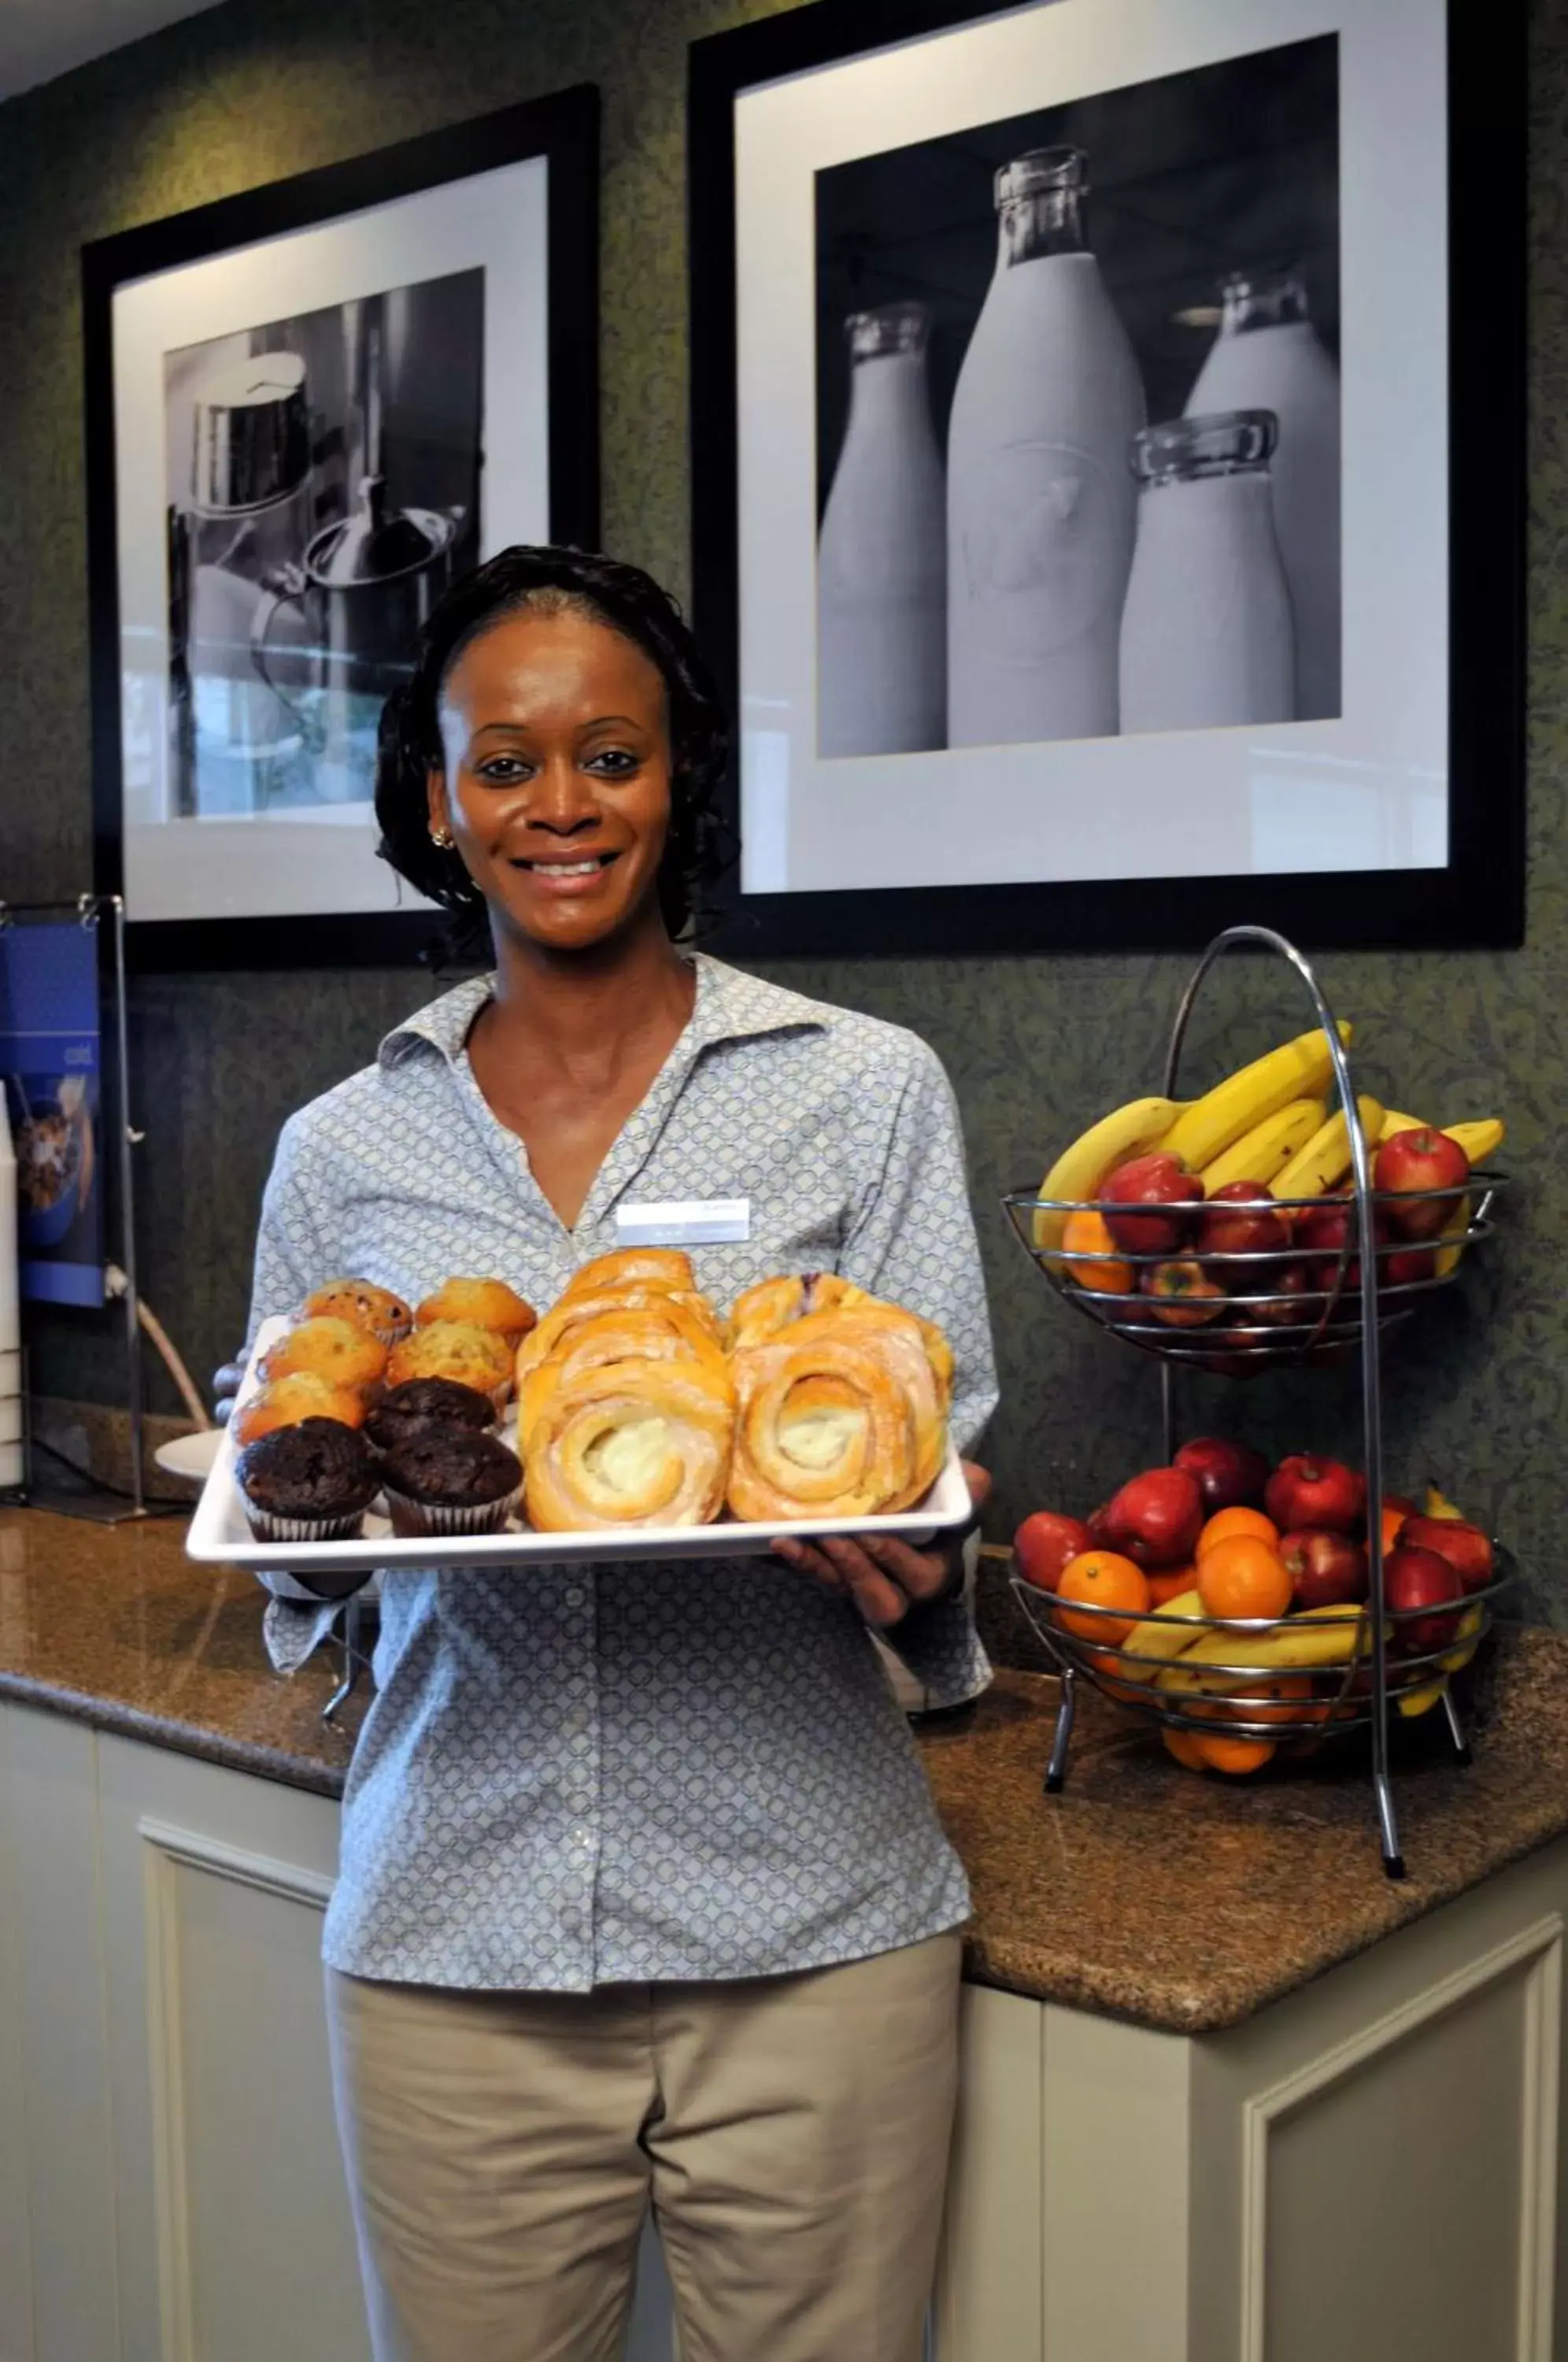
[381,1483,523,1539]
[242,1503,372,1546]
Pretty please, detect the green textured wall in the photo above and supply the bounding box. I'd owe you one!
[0,0,1561,1606]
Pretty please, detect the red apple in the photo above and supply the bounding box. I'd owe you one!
[1265,1454,1366,1534]
[1100,1466,1204,1569]
[1199,1182,1292,1269]
[1174,1436,1270,1513]
[1384,1544,1465,1654]
[1141,1259,1226,1325]
[1099,1154,1204,1256]
[1280,1527,1369,1611]
[1252,1263,1315,1324]
[1397,1512,1495,1594]
[1013,1510,1094,1594]
[1295,1198,1389,1294]
[1374,1128,1470,1239]
[1380,1243,1438,1288]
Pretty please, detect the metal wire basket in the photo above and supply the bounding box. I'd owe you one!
[1001,1176,1506,1375]
[1006,924,1512,1879]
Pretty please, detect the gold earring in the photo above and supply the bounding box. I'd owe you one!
[431,826,454,850]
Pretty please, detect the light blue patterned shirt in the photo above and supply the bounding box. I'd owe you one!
[249,955,997,1989]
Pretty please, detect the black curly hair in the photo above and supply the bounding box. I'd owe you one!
[375,545,731,948]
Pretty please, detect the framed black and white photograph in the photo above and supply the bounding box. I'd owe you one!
[84,86,599,968]
[689,0,1524,957]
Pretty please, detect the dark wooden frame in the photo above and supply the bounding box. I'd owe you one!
[689,2,1526,958]
[84,84,601,972]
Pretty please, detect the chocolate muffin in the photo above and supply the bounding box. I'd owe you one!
[237,1418,379,1544]
[379,1429,522,1538]
[364,1377,497,1456]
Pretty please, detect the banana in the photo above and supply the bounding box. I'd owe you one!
[1198,1099,1325,1194]
[1439,1604,1485,1675]
[1270,1096,1385,1202]
[1434,1199,1472,1281]
[1397,1679,1447,1719]
[1158,1022,1352,1173]
[1444,1119,1505,1164]
[1379,1110,1429,1142]
[1180,1604,1376,1675]
[1116,1590,1210,1680]
[1423,1482,1466,1521]
[1033,1096,1185,1251]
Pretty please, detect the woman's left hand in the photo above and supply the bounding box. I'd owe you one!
[772,1462,992,1629]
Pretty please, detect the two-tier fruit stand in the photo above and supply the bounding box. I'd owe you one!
[1003,925,1511,1879]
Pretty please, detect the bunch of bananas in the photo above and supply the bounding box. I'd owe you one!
[1034,1018,1504,1282]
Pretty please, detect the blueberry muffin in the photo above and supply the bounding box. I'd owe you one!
[302,1279,413,1346]
[236,1418,379,1544]
[233,1372,368,1448]
[379,1429,523,1538]
[414,1278,537,1346]
[364,1377,497,1455]
[385,1319,513,1406]
[261,1315,388,1396]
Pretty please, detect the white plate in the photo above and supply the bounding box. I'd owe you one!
[155,1430,224,1484]
[185,1317,971,1574]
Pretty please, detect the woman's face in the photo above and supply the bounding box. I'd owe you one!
[429,607,674,954]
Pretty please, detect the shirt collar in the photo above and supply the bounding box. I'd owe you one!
[378,953,827,1070]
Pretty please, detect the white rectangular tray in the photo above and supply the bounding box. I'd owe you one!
[187,1319,971,1574]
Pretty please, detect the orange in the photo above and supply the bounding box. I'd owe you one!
[1060,1208,1133,1295]
[1223,1674,1320,1728]
[1197,1535,1293,1624]
[1162,1726,1208,1771]
[1145,1565,1198,1608]
[1195,1732,1275,1775]
[1379,1502,1408,1557]
[1082,1645,1145,1703]
[1197,1505,1279,1557]
[1054,1550,1150,1644]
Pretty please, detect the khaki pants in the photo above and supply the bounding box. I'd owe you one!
[326,1931,961,2362]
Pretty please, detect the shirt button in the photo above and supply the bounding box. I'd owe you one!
[568,1823,592,1849]
[564,1707,589,1736]
[564,1585,586,1609]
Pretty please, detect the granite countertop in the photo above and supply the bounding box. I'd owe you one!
[2,1505,1566,2033]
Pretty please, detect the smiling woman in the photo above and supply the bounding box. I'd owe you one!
[242,540,997,2361]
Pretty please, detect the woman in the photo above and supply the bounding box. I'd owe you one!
[240,546,997,2362]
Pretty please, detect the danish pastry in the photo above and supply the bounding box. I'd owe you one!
[727,1294,951,1520]
[560,1248,697,1298]
[524,1354,735,1531]
[516,1283,722,1386]
[726,1272,868,1350]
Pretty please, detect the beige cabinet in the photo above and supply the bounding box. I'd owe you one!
[934,1841,1568,2362]
[4,1692,1568,2362]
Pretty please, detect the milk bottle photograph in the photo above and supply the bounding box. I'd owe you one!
[946,146,1145,747]
[817,302,946,757]
[1185,271,1341,719]
[1119,410,1296,735]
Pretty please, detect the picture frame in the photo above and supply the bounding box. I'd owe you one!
[689,0,1525,959]
[84,85,600,971]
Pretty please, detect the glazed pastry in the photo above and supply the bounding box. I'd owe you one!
[386,1320,514,1405]
[518,1305,730,1441]
[516,1283,723,1384]
[236,1418,379,1543]
[414,1278,537,1345]
[301,1279,412,1345]
[560,1248,697,1300]
[725,1272,869,1350]
[364,1378,497,1455]
[233,1371,368,1447]
[524,1355,734,1531]
[261,1316,388,1396]
[379,1429,523,1538]
[727,1331,918,1521]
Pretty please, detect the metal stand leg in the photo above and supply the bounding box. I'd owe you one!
[1440,1685,1473,1767]
[1045,1667,1076,1794]
[323,1594,366,1723]
[1373,1770,1406,1879]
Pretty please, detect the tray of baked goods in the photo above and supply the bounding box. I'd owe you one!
[187,1250,970,1572]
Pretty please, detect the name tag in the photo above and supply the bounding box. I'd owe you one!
[616,1198,751,1246]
